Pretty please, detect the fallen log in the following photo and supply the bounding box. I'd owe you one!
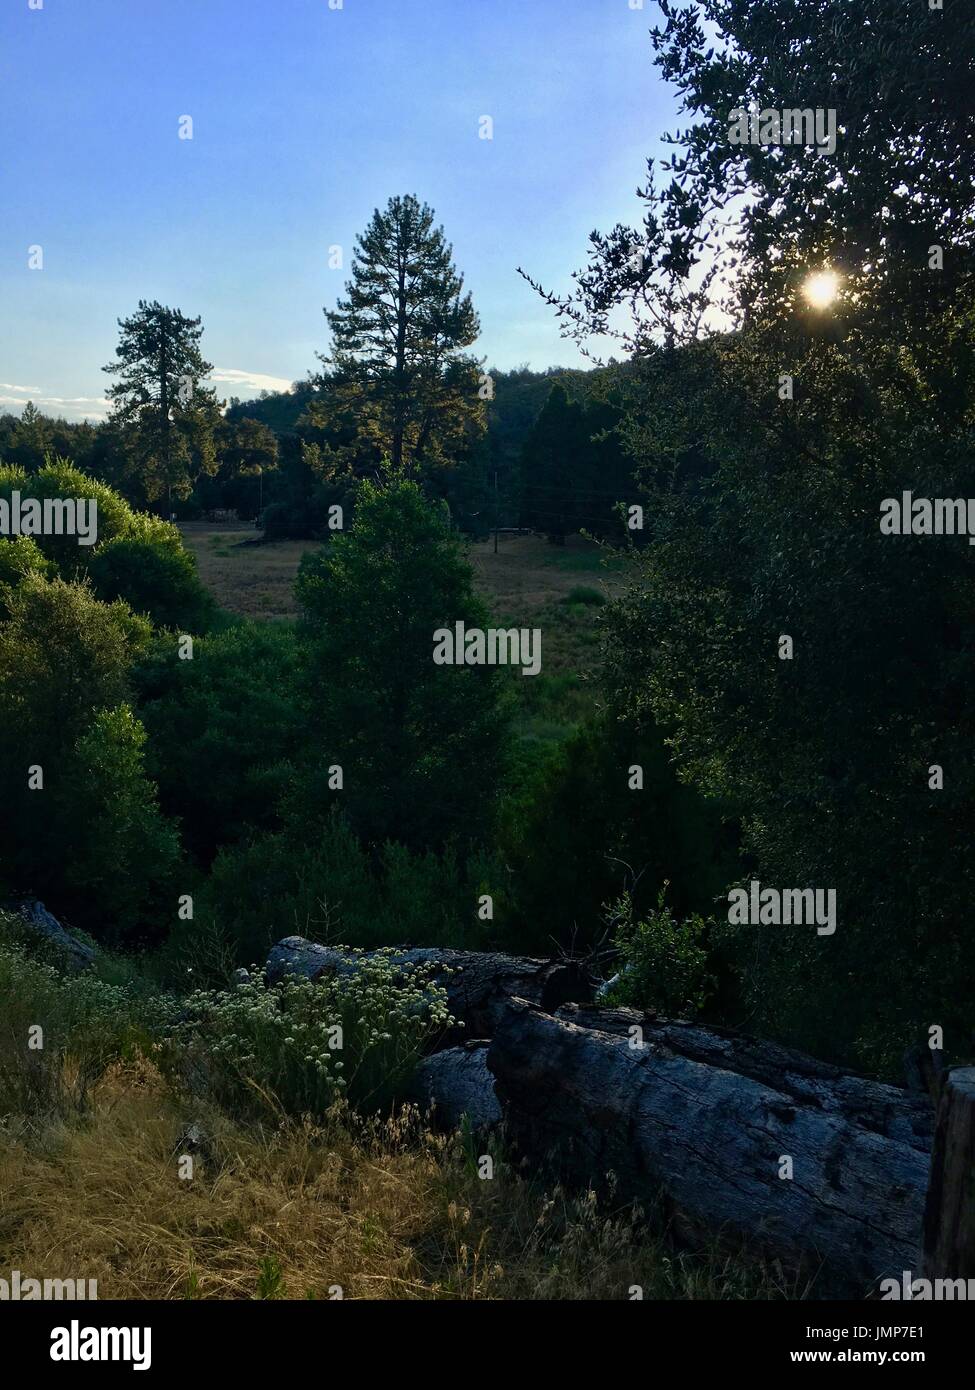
[266,937,593,1040]
[923,1066,975,1280]
[488,999,934,1295]
[411,1041,502,1131]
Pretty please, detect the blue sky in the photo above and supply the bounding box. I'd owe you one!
[1,0,676,421]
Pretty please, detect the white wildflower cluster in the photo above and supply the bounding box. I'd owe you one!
[164,949,456,1117]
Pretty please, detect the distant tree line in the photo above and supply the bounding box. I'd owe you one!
[2,196,649,546]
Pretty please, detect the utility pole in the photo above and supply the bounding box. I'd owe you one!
[493,470,499,554]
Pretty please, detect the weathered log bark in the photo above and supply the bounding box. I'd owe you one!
[488,999,934,1295]
[266,937,593,1040]
[923,1067,975,1280]
[3,898,96,973]
[411,1042,501,1131]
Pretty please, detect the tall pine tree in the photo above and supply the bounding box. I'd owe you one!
[103,300,219,507]
[312,195,483,478]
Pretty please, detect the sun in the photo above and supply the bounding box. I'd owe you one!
[802,269,841,309]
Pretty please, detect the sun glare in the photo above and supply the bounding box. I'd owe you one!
[802,269,841,309]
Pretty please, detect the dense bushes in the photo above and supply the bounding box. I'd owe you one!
[0,573,180,942]
[194,811,495,967]
[0,463,741,980]
[295,476,507,851]
[0,462,738,1050]
[497,714,738,955]
[138,622,304,863]
[0,536,56,612]
[602,892,715,1019]
[0,917,152,1117]
[0,458,215,631]
[0,918,448,1127]
[59,705,181,942]
[88,536,215,632]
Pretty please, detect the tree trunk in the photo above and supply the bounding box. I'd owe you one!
[923,1067,975,1280]
[411,1041,501,1131]
[392,248,407,469]
[265,937,593,1041]
[488,999,934,1295]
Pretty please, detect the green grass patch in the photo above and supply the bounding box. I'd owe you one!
[563,585,607,606]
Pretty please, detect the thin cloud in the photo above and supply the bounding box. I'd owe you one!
[209,367,295,396]
[0,394,111,421]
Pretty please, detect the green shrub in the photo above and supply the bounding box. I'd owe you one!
[498,715,739,954]
[88,536,215,632]
[197,810,492,966]
[296,474,507,851]
[160,952,455,1119]
[0,537,56,616]
[563,585,606,606]
[0,572,150,754]
[0,574,181,943]
[0,459,212,632]
[0,459,134,577]
[137,622,303,863]
[0,935,152,1116]
[603,890,715,1019]
[61,705,182,945]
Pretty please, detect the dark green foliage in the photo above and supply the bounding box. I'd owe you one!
[519,385,636,543]
[485,366,588,502]
[428,440,494,538]
[88,536,215,632]
[541,0,975,1070]
[564,586,605,607]
[498,716,738,955]
[138,623,303,864]
[224,381,317,435]
[296,474,507,851]
[60,705,181,944]
[257,435,352,541]
[181,416,280,523]
[193,811,493,966]
[519,384,584,544]
[0,573,179,942]
[604,890,715,1019]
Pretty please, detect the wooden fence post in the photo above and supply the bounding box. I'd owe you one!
[923,1067,975,1278]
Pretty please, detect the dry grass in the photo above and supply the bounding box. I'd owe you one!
[180,524,625,630]
[179,523,319,621]
[467,533,625,624]
[0,1060,779,1301]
